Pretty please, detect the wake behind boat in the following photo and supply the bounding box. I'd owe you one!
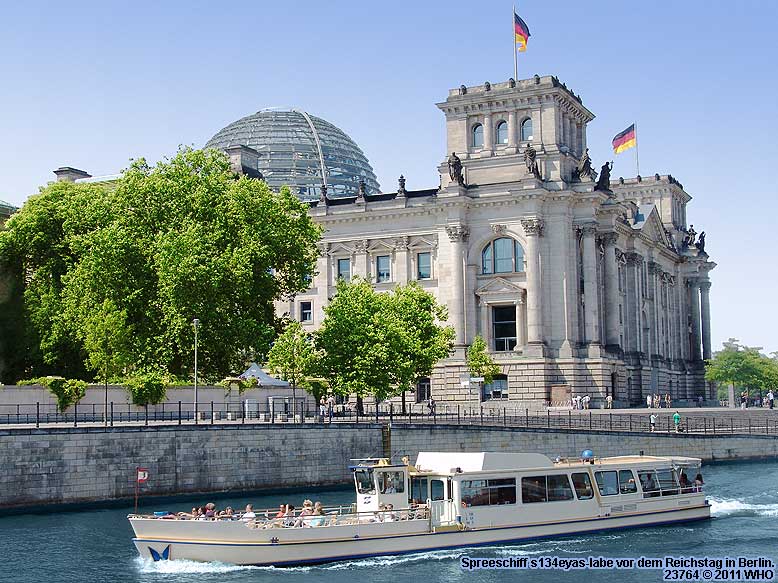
[129,451,710,566]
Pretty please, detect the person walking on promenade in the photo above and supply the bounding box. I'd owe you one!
[326,394,335,423]
[665,393,671,409]
[583,394,591,410]
[768,389,775,410]
[740,391,747,410]
[649,413,657,432]
[606,395,613,409]
[646,394,652,408]
[319,397,326,421]
[673,410,681,433]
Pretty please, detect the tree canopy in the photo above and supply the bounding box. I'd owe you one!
[466,335,500,384]
[316,278,454,402]
[266,320,321,392]
[705,338,778,397]
[0,148,321,383]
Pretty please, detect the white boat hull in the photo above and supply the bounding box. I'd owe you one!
[132,504,710,566]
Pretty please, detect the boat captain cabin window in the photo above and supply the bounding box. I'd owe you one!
[354,468,375,494]
[596,469,638,496]
[378,471,405,494]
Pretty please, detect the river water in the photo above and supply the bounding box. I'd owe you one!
[1,461,777,583]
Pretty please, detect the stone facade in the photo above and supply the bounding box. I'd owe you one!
[278,76,715,407]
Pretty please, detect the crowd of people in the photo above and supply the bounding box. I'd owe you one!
[646,393,673,409]
[739,390,775,409]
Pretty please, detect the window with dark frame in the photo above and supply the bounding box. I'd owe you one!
[300,301,313,323]
[337,258,351,281]
[376,255,390,283]
[417,252,432,280]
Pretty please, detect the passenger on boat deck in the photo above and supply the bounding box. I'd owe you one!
[694,473,704,491]
[294,500,314,527]
[196,506,208,520]
[384,504,396,522]
[284,504,296,526]
[204,502,217,518]
[241,504,257,521]
[274,504,287,518]
[218,506,234,519]
[309,507,326,527]
[679,472,691,491]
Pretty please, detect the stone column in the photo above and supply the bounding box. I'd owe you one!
[315,241,330,294]
[579,224,601,345]
[515,296,527,349]
[601,233,620,349]
[507,111,518,150]
[700,280,712,360]
[688,279,702,361]
[521,218,544,346]
[624,252,643,353]
[483,114,493,156]
[479,298,489,341]
[445,225,469,345]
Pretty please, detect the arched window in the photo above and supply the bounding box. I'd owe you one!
[482,237,525,274]
[496,121,508,145]
[520,118,533,141]
[472,123,484,148]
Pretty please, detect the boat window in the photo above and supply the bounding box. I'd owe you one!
[461,478,517,506]
[354,468,375,494]
[547,474,574,501]
[377,471,405,494]
[521,476,547,503]
[595,471,619,496]
[657,469,679,496]
[619,470,638,494]
[431,479,445,501]
[571,472,593,500]
[410,477,428,503]
[638,471,660,498]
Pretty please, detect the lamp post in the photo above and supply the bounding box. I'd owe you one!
[193,318,200,424]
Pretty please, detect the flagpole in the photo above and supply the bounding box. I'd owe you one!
[512,5,518,81]
[634,121,640,177]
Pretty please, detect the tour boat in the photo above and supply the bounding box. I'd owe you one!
[129,451,710,566]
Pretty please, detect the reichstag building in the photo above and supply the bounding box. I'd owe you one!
[37,75,716,407]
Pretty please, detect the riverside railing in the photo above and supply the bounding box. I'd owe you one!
[1,401,777,436]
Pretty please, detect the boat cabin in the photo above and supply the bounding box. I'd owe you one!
[351,452,703,528]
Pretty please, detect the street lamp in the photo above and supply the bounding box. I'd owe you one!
[193,318,200,424]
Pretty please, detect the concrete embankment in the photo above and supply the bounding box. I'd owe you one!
[2,423,777,509]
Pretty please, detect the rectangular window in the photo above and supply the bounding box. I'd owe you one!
[376,255,391,283]
[656,469,679,496]
[410,477,428,504]
[377,471,405,494]
[619,469,638,494]
[482,376,508,400]
[430,479,445,501]
[638,471,660,498]
[492,305,517,351]
[300,301,313,323]
[337,258,351,281]
[521,476,547,503]
[462,478,517,507]
[547,474,574,501]
[416,378,431,403]
[595,471,619,496]
[571,472,594,500]
[417,252,432,280]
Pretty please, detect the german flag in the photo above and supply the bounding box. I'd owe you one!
[514,12,530,52]
[612,124,636,154]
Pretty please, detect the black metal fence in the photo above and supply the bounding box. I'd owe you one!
[1,401,777,436]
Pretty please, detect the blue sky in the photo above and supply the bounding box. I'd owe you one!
[1,0,776,352]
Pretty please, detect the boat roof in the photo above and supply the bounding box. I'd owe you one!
[413,452,702,475]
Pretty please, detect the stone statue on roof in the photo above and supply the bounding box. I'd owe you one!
[575,148,595,182]
[595,161,613,192]
[448,152,465,186]
[684,224,697,247]
[695,231,706,253]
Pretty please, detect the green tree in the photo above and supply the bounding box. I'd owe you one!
[467,335,500,384]
[705,339,778,399]
[266,320,321,415]
[0,148,321,381]
[316,278,454,404]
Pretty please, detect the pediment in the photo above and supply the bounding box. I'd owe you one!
[328,242,354,256]
[633,205,672,248]
[476,276,525,296]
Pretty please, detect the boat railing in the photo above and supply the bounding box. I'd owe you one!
[428,499,458,527]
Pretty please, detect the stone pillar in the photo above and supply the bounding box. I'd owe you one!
[515,296,527,349]
[354,240,369,279]
[624,252,643,353]
[393,236,409,285]
[688,279,702,361]
[479,299,489,341]
[315,242,330,294]
[580,224,601,346]
[507,111,518,150]
[482,114,493,156]
[445,225,469,345]
[601,233,620,349]
[700,281,712,360]
[521,218,544,347]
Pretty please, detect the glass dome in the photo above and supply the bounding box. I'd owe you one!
[205,108,380,200]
